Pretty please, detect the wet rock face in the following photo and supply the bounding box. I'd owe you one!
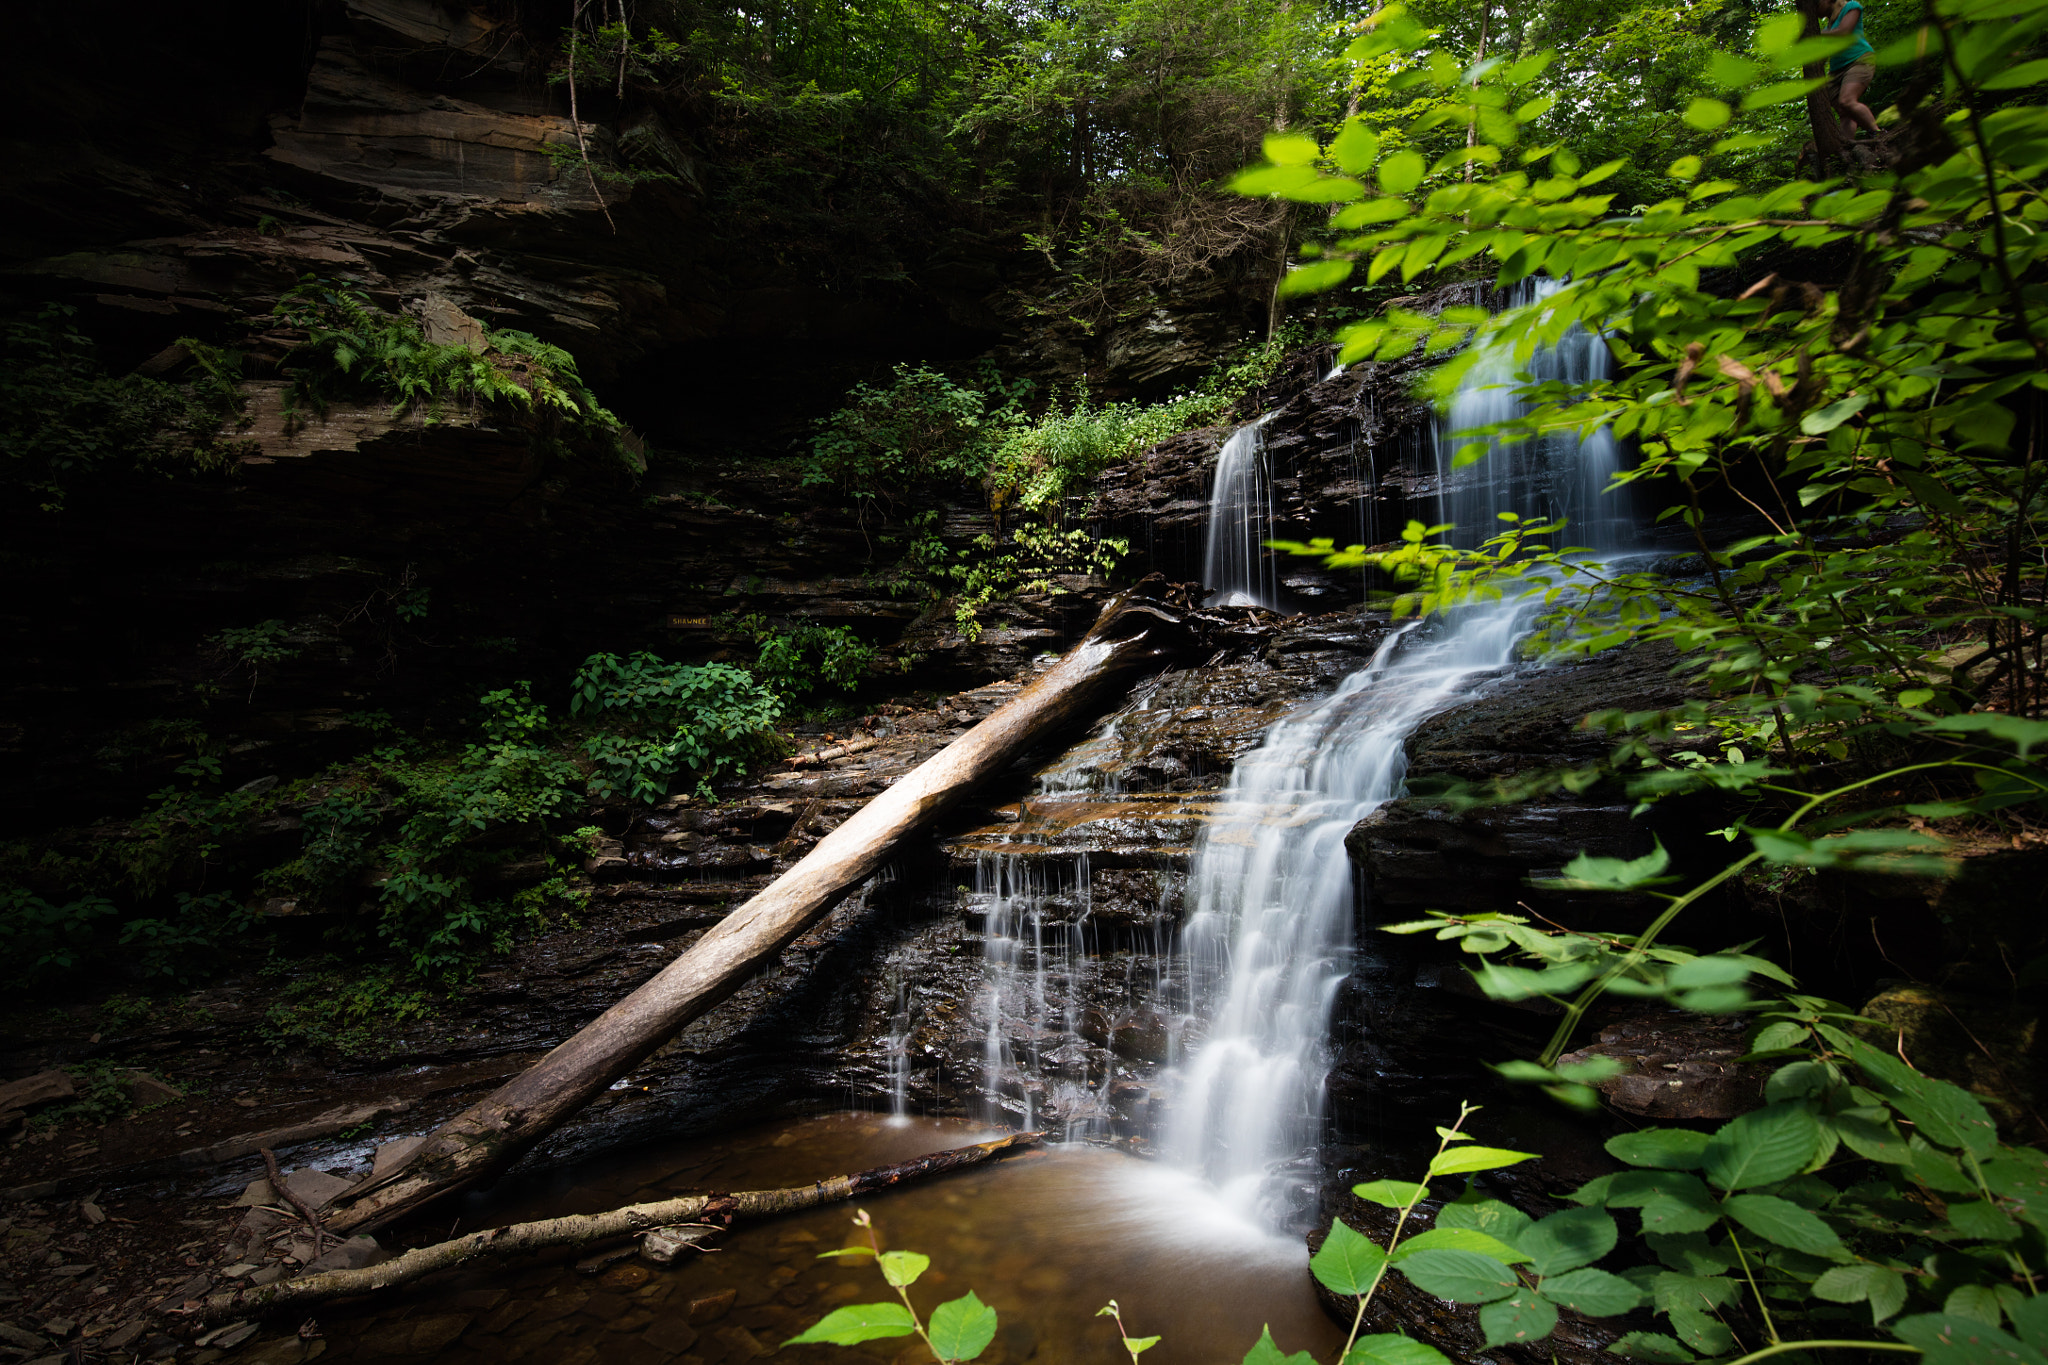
[1555,1013,1765,1121]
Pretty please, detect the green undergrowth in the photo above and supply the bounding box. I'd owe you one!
[1,651,791,1006]
[710,615,877,695]
[806,326,1300,520]
[808,331,1291,636]
[1,304,251,512]
[258,961,443,1058]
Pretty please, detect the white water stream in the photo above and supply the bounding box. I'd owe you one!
[1202,413,1282,607]
[1166,279,1629,1222]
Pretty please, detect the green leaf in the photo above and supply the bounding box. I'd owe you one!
[1702,1102,1822,1191]
[1946,1284,2006,1328]
[1435,1198,1535,1242]
[1479,1292,1557,1348]
[1721,1193,1843,1255]
[1231,166,1323,197]
[1665,1303,1734,1356]
[1264,133,1321,166]
[1540,1267,1642,1316]
[878,1250,930,1288]
[1983,57,2048,89]
[2012,1293,2048,1348]
[1610,1331,1696,1363]
[1329,121,1382,175]
[785,1302,918,1346]
[1516,1207,1616,1276]
[1545,842,1672,891]
[1827,1028,2001,1156]
[1123,1339,1161,1357]
[1815,1263,1909,1323]
[1379,150,1426,195]
[1800,393,1871,434]
[1428,1145,1540,1177]
[1752,12,1805,56]
[928,1292,998,1362]
[1311,1218,1390,1296]
[1240,1325,1318,1365]
[1651,1272,1738,1315]
[1279,261,1355,297]
[1354,1180,1430,1208]
[1397,1249,1520,1303]
[1392,1228,1531,1264]
[1341,1336,1454,1365]
[1607,1129,1710,1170]
[1681,98,1732,130]
[1893,1314,2048,1365]
[1948,1199,2023,1241]
[1708,52,1762,86]
[1983,1149,2048,1231]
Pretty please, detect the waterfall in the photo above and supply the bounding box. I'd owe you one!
[1202,413,1281,608]
[1436,279,1628,551]
[976,852,1105,1139]
[1165,280,1632,1223]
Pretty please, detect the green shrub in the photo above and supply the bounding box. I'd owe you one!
[572,652,784,802]
[259,962,441,1057]
[0,888,116,985]
[0,305,246,511]
[27,1059,139,1131]
[941,524,1129,640]
[720,614,878,697]
[987,326,1299,513]
[805,365,1012,511]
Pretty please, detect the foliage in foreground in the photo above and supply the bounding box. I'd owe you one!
[788,1004,2047,1365]
[1242,0,2046,881]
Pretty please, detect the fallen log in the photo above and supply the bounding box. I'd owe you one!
[183,1131,1041,1325]
[325,591,1185,1234]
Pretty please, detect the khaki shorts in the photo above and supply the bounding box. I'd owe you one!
[1833,57,1876,86]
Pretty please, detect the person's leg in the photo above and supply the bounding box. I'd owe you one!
[1836,62,1880,136]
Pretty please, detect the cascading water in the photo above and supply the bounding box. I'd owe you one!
[1165,279,1634,1224]
[1202,413,1281,608]
[1436,278,1628,549]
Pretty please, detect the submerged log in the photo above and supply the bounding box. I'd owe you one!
[184,1132,1042,1324]
[325,591,1186,1234]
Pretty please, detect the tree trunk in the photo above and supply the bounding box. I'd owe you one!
[184,1133,1041,1325]
[325,593,1188,1235]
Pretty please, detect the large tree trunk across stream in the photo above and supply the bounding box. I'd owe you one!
[326,592,1188,1235]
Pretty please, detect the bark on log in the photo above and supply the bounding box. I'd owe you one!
[325,591,1185,1234]
[183,1132,1041,1325]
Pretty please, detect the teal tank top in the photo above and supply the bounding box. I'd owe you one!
[1830,1,1875,72]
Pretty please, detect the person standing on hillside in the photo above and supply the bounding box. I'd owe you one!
[1823,0,1881,137]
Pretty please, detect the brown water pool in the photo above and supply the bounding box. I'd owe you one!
[251,1114,1345,1365]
